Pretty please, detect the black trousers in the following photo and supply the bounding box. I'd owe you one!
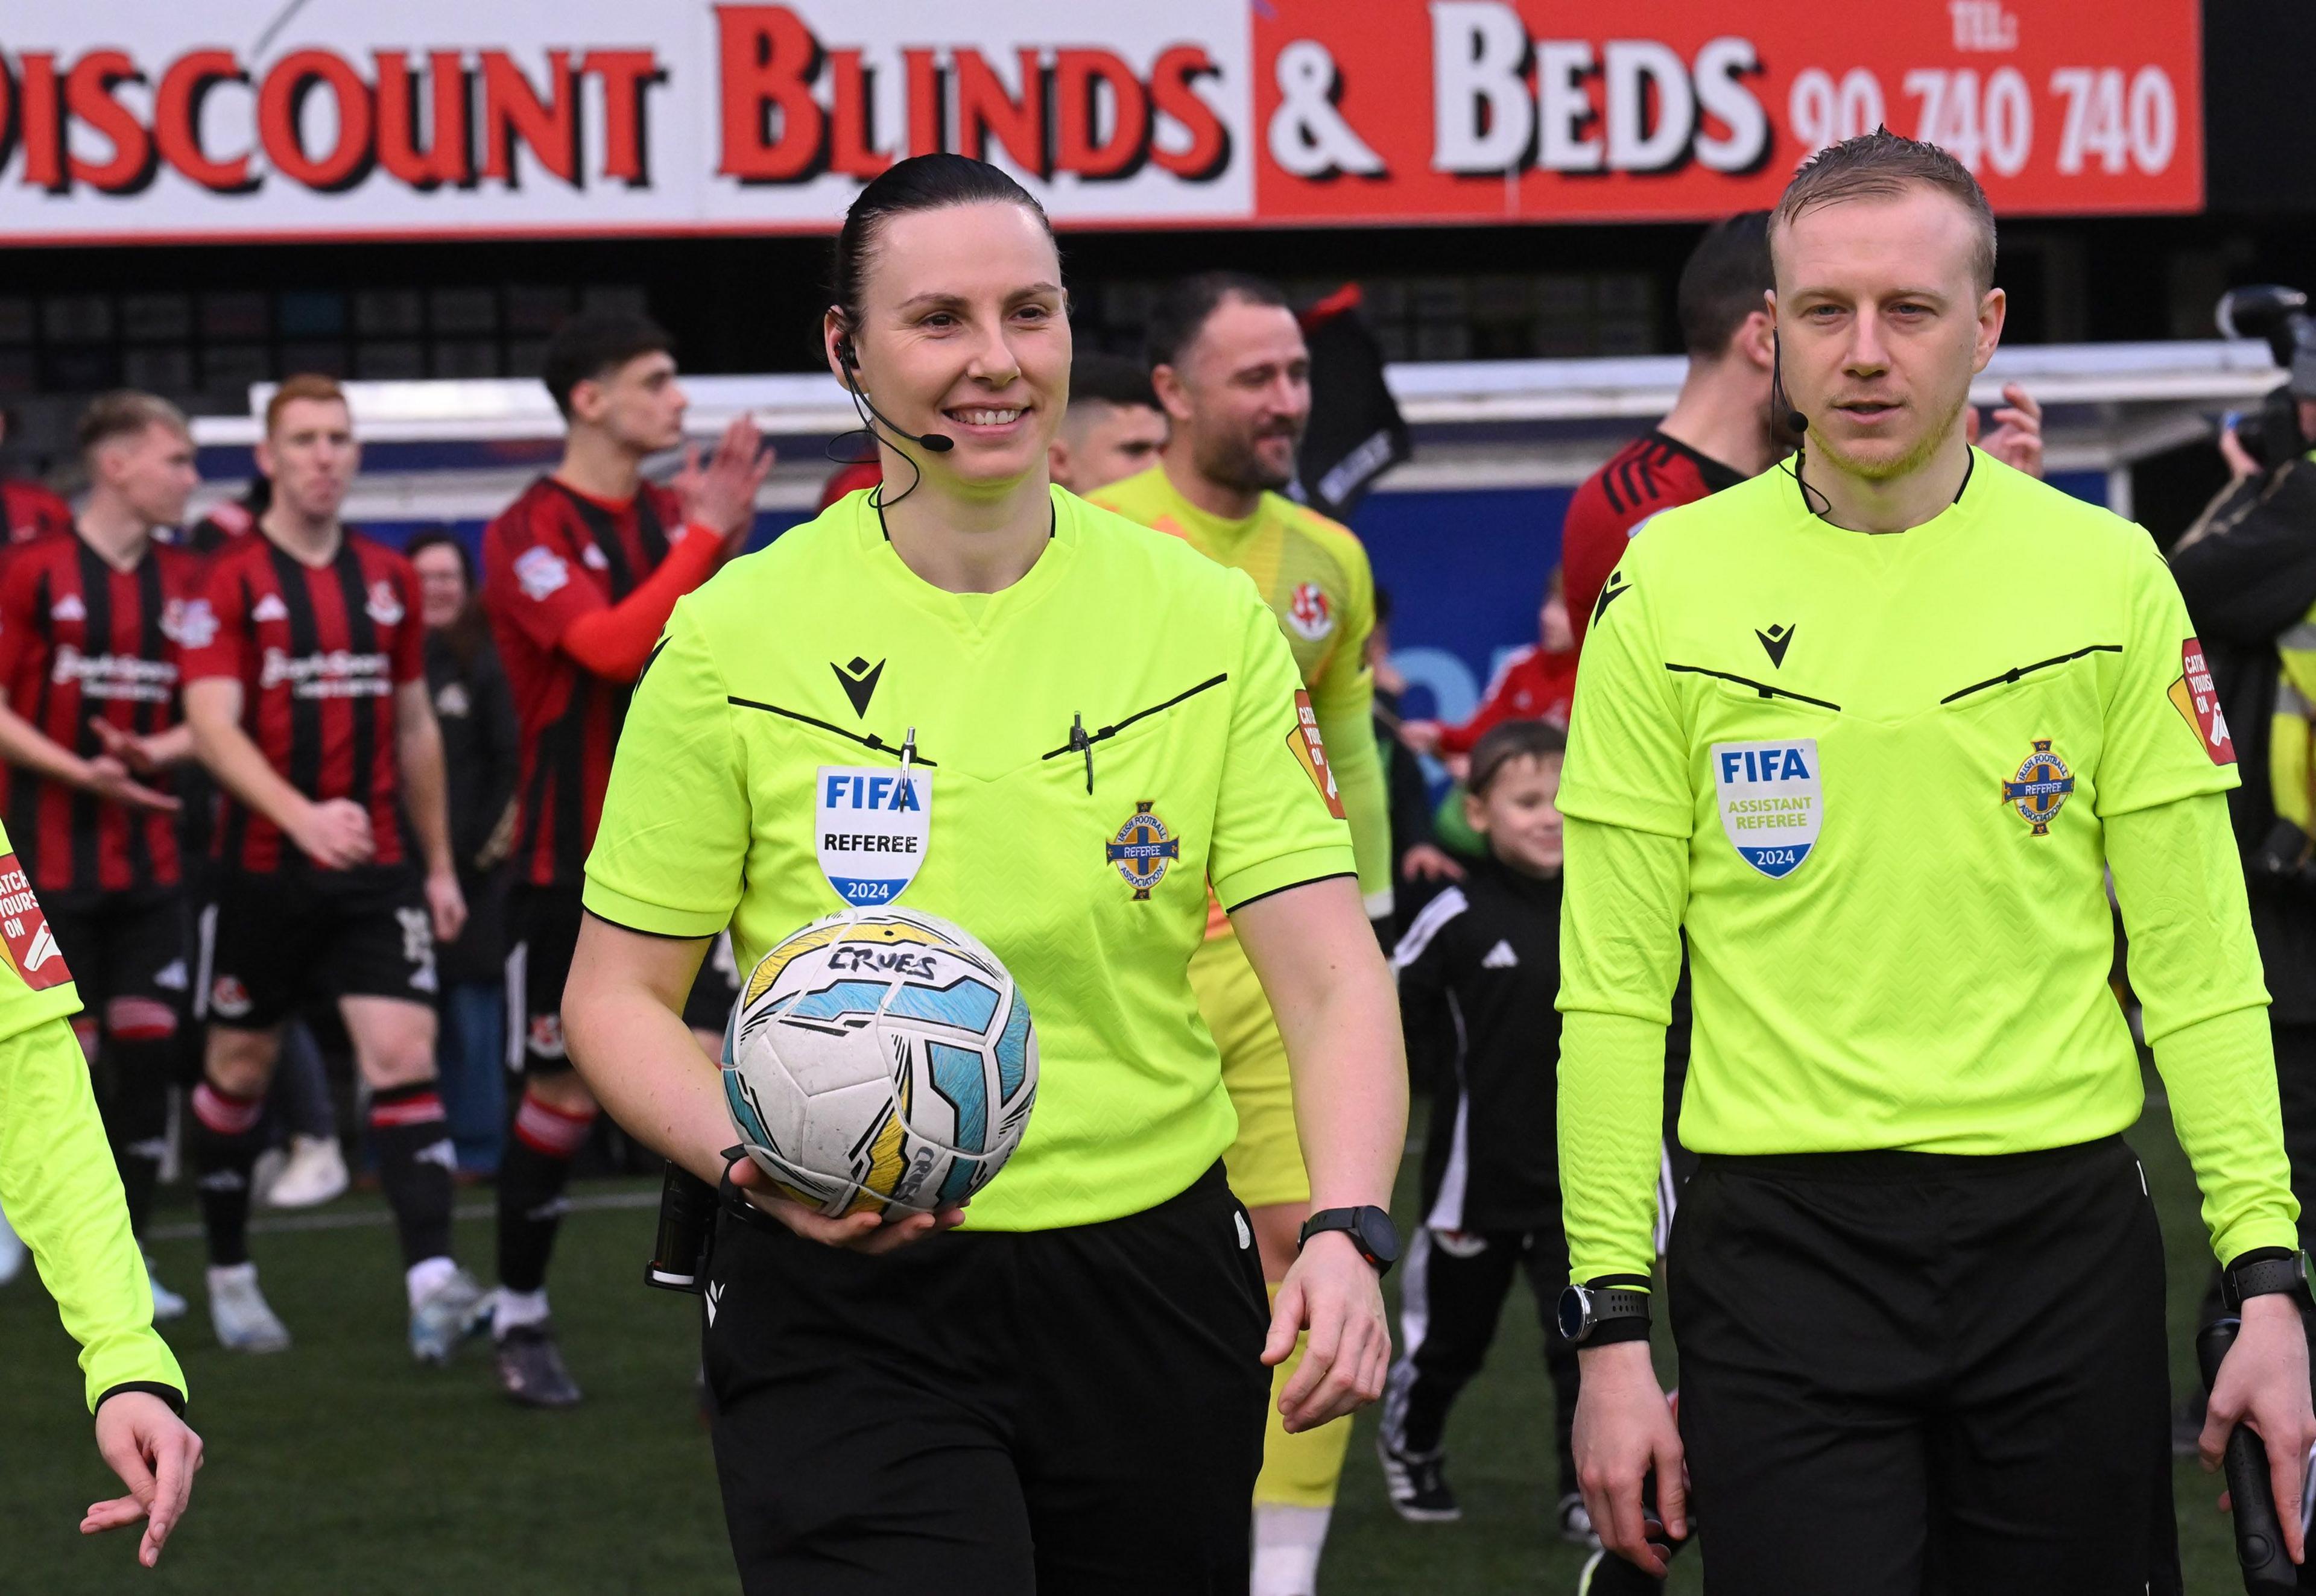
[1670,1135,2179,1596]
[1381,1225,1580,1496]
[704,1162,1269,1595]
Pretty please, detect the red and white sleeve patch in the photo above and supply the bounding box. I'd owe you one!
[2168,637,2237,766]
[1285,689,1347,819]
[0,855,71,991]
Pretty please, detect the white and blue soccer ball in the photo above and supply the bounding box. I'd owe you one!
[721,906,1038,1218]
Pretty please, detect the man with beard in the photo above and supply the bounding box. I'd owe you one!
[1092,273,1391,1596]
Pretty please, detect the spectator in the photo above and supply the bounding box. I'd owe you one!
[1400,573,1578,768]
[407,529,519,1176]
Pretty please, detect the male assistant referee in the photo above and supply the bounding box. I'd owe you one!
[1559,130,2316,1593]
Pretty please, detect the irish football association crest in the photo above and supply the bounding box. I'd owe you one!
[2002,739,2075,836]
[1106,802,1180,900]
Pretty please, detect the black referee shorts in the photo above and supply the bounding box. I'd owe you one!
[511,886,741,1074]
[1669,1134,2179,1596]
[703,1161,1270,1595]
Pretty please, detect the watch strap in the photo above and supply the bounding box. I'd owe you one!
[1299,1206,1395,1272]
[2224,1252,2312,1310]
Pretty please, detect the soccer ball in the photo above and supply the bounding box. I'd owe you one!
[720,906,1038,1217]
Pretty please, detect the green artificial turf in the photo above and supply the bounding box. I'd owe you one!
[0,1077,2262,1592]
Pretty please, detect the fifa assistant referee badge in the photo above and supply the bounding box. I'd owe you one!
[1556,1282,1652,1346]
[2222,1249,2316,1312]
[1299,1205,1400,1274]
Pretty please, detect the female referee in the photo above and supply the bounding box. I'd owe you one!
[562,153,1407,1594]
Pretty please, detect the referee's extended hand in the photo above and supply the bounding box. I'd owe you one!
[727,1157,965,1254]
[1265,1231,1390,1433]
[1573,1340,1687,1577]
[2198,1292,2316,1562]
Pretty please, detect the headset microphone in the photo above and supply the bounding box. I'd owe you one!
[838,338,955,454]
[1785,406,1809,437]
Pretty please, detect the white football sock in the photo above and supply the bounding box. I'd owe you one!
[1251,1503,1332,1596]
[493,1286,551,1337]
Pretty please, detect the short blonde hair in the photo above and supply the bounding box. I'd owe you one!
[76,390,188,459]
[1772,128,1997,294]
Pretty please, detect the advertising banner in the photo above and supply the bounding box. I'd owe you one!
[0,1,2200,242]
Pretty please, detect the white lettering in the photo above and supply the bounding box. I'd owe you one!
[1429,1,1533,173]
[1604,40,1692,172]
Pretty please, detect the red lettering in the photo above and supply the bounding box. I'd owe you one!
[1054,49,1147,179]
[1150,45,1229,180]
[258,50,374,191]
[826,49,890,180]
[155,49,253,192]
[19,54,64,191]
[955,48,1045,177]
[716,5,824,181]
[376,52,470,189]
[581,50,660,185]
[0,62,16,174]
[904,49,946,156]
[481,50,578,186]
[65,51,154,192]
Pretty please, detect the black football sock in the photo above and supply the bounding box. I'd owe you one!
[189,1081,266,1267]
[104,1033,178,1240]
[369,1082,455,1269]
[495,1087,596,1296]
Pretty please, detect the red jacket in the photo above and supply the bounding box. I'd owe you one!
[1563,429,1745,653]
[1438,643,1578,755]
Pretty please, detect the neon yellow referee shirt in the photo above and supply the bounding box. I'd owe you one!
[0,819,187,1411]
[584,488,1356,1231]
[1557,450,2298,1282]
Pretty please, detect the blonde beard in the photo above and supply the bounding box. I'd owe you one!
[1814,391,1969,484]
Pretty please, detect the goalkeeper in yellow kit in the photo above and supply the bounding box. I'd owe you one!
[1093,272,1393,1596]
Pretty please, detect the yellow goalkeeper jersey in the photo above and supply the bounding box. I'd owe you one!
[1091,465,1393,923]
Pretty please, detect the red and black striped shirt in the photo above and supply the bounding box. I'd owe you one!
[182,532,425,874]
[482,477,682,889]
[1562,429,1746,653]
[0,532,208,895]
[1,479,74,551]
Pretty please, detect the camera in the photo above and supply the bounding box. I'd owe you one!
[2217,285,2316,471]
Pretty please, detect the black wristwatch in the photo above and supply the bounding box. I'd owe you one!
[2223,1249,2316,1312]
[1556,1282,1652,1346]
[1299,1206,1399,1275]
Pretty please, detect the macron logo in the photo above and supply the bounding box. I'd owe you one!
[705,1281,724,1327]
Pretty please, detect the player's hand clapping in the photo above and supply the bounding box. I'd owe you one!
[2198,1292,2316,1562]
[727,1156,966,1255]
[288,796,375,869]
[674,414,773,546]
[1965,382,2045,478]
[83,1392,202,1568]
[1264,1229,1390,1433]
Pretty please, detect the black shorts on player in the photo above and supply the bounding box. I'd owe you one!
[1669,1135,2180,1596]
[507,886,737,1079]
[201,863,438,1028]
[706,1162,1269,1596]
[43,888,189,1236]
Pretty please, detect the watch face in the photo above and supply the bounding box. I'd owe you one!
[1355,1207,1400,1265]
[1555,1285,1589,1343]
